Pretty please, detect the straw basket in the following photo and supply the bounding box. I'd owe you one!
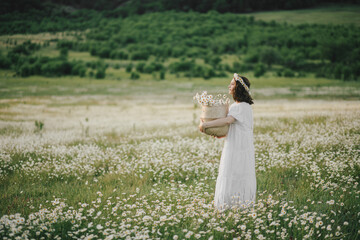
[200,104,229,137]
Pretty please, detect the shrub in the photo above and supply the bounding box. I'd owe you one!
[11,40,40,56]
[12,45,30,55]
[86,61,97,69]
[98,47,111,58]
[72,61,86,77]
[7,52,20,65]
[297,71,306,77]
[110,50,128,60]
[283,68,295,77]
[0,55,11,69]
[143,64,155,74]
[210,56,222,67]
[136,62,146,73]
[90,47,97,56]
[131,51,149,60]
[19,63,31,77]
[244,51,259,64]
[342,66,352,81]
[41,60,72,76]
[282,51,306,70]
[126,63,133,73]
[254,63,266,77]
[160,70,165,80]
[334,64,342,79]
[150,62,164,71]
[169,60,193,73]
[130,71,140,80]
[233,62,253,73]
[59,48,68,59]
[202,67,216,80]
[95,68,106,79]
[171,47,185,58]
[259,47,281,68]
[113,63,120,69]
[57,40,74,49]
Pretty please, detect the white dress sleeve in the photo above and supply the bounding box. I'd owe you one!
[227,103,243,123]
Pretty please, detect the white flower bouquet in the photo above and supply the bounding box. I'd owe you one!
[193,91,230,137]
[193,91,230,106]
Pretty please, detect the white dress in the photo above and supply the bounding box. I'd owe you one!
[214,102,256,210]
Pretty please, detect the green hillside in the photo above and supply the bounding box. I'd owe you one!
[1,9,359,82]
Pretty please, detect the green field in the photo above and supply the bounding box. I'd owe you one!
[243,4,360,26]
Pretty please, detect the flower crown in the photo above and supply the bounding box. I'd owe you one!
[233,73,250,92]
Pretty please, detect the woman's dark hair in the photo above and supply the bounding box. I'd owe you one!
[233,76,254,105]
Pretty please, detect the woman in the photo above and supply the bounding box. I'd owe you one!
[199,73,256,210]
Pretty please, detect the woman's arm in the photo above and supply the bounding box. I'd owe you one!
[199,116,235,132]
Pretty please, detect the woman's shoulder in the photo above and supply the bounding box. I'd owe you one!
[229,102,252,114]
[231,102,250,108]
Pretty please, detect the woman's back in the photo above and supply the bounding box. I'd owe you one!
[214,101,256,210]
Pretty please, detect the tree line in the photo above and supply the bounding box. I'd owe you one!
[1,11,359,81]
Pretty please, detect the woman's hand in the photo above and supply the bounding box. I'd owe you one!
[199,119,206,133]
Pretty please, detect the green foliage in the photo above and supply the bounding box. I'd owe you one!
[233,62,253,73]
[13,54,90,78]
[169,60,194,73]
[160,70,165,80]
[113,63,120,70]
[130,71,140,80]
[131,51,150,60]
[0,53,11,69]
[34,120,44,132]
[202,67,216,80]
[0,8,103,34]
[135,62,145,73]
[259,46,281,68]
[57,40,74,50]
[94,60,107,79]
[41,60,72,77]
[59,48,68,59]
[2,9,360,81]
[95,68,106,79]
[71,61,87,77]
[126,63,133,73]
[254,63,266,77]
[110,50,128,60]
[283,68,295,77]
[10,40,40,56]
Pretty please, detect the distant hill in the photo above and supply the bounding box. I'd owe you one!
[2,0,360,15]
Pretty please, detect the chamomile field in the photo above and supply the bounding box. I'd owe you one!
[0,88,359,239]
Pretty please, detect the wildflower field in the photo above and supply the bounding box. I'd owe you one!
[0,91,359,239]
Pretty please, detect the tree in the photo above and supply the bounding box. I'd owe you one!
[254,63,266,77]
[59,48,68,59]
[260,47,280,68]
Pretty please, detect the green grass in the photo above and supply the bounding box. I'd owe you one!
[1,68,359,100]
[242,4,360,26]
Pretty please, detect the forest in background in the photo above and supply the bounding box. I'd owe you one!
[0,1,359,82]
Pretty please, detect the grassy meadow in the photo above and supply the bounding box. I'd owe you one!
[1,4,360,240]
[242,4,360,26]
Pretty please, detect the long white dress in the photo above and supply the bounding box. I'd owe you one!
[214,102,256,210]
